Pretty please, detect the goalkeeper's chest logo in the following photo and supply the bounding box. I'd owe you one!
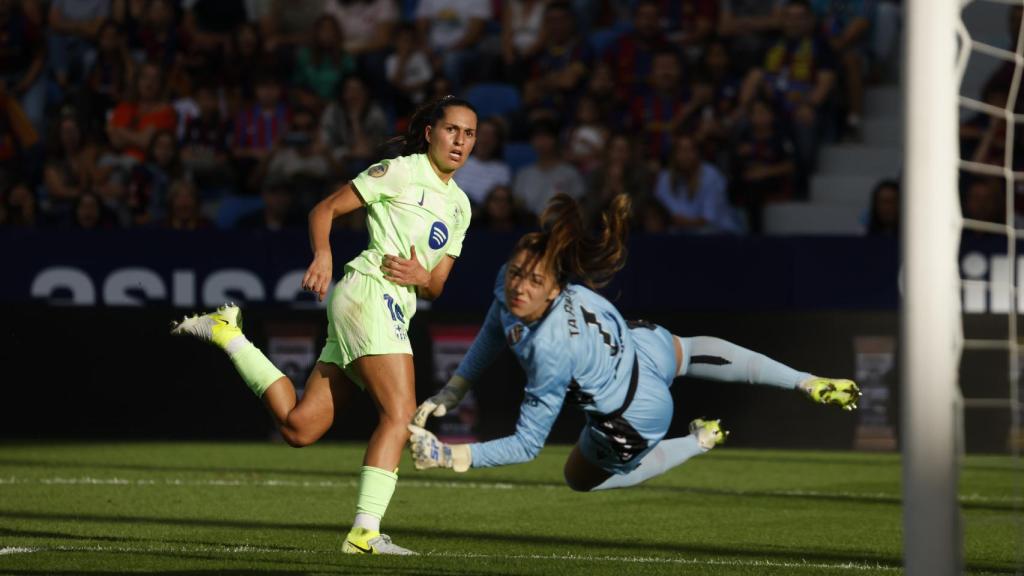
[507,323,524,345]
[428,221,449,249]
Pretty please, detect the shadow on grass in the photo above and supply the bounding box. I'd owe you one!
[1,511,1017,574]
[0,458,361,481]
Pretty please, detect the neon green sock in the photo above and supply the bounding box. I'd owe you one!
[229,342,285,397]
[355,466,398,520]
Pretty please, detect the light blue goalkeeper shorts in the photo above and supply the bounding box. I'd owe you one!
[578,323,678,475]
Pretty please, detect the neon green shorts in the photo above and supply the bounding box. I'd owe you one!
[317,270,413,388]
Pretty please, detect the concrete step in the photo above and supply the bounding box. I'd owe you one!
[763,202,865,235]
[865,85,901,118]
[811,174,880,206]
[819,144,902,176]
[862,117,902,147]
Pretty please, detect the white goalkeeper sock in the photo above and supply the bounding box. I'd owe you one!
[675,336,811,390]
[590,435,705,491]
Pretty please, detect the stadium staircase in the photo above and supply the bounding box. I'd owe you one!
[763,85,903,235]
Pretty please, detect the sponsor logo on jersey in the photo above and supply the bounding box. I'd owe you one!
[394,324,408,341]
[507,323,524,345]
[368,161,389,177]
[418,189,425,206]
[428,221,449,250]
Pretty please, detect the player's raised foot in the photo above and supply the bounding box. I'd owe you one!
[170,303,244,350]
[799,378,860,411]
[689,418,728,451]
[342,527,417,555]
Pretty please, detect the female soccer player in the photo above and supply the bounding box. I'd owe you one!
[172,96,477,554]
[408,194,859,491]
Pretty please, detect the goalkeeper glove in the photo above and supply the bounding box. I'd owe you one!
[407,424,471,472]
[412,374,472,427]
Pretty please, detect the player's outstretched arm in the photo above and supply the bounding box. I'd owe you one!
[412,374,472,427]
[407,425,471,472]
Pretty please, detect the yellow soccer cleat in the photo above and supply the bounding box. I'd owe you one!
[342,527,416,555]
[800,378,860,411]
[689,418,728,450]
[170,303,244,350]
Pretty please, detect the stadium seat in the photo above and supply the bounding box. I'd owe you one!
[216,195,264,229]
[503,141,537,173]
[464,83,522,120]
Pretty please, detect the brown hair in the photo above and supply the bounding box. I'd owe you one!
[515,193,631,289]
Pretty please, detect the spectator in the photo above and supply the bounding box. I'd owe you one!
[261,0,323,56]
[110,0,147,55]
[604,0,671,99]
[628,49,710,168]
[0,84,40,191]
[639,195,671,233]
[180,82,233,192]
[292,15,356,112]
[513,119,585,216]
[127,128,184,225]
[135,0,181,70]
[566,95,609,175]
[653,133,738,234]
[181,0,248,57]
[232,70,289,189]
[236,178,304,231]
[324,0,397,56]
[865,179,899,236]
[717,0,784,70]
[106,61,177,164]
[320,75,389,180]
[261,106,332,209]
[964,178,1006,227]
[501,0,546,82]
[662,0,717,60]
[47,0,110,89]
[476,184,531,231]
[1,181,36,227]
[731,99,796,233]
[160,178,211,230]
[43,111,98,221]
[583,61,625,129]
[810,0,872,140]
[81,19,135,125]
[224,21,266,107]
[453,117,511,208]
[0,0,46,133]
[583,133,652,227]
[738,0,836,181]
[530,1,594,115]
[72,190,118,229]
[695,38,742,161]
[415,0,491,91]
[386,22,434,118]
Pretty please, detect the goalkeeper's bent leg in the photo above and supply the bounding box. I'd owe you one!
[675,335,811,390]
[590,435,708,491]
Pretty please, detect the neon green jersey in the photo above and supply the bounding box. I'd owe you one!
[346,153,472,312]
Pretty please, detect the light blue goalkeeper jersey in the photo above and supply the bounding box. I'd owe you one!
[456,266,638,468]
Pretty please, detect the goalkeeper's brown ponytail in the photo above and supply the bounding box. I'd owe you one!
[514,193,631,290]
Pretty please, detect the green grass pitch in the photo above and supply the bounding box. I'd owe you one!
[0,442,1019,575]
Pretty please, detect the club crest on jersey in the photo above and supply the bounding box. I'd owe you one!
[368,161,389,177]
[428,221,449,249]
[507,323,524,345]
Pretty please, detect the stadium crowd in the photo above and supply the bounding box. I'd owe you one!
[0,0,921,236]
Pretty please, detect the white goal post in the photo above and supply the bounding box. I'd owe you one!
[901,0,963,573]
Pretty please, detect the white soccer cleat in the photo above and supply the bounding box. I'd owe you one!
[342,527,417,555]
[170,303,244,350]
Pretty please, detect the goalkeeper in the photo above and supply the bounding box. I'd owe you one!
[172,96,477,554]
[409,194,859,491]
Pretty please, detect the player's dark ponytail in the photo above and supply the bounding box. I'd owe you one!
[386,95,477,156]
[516,193,631,290]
